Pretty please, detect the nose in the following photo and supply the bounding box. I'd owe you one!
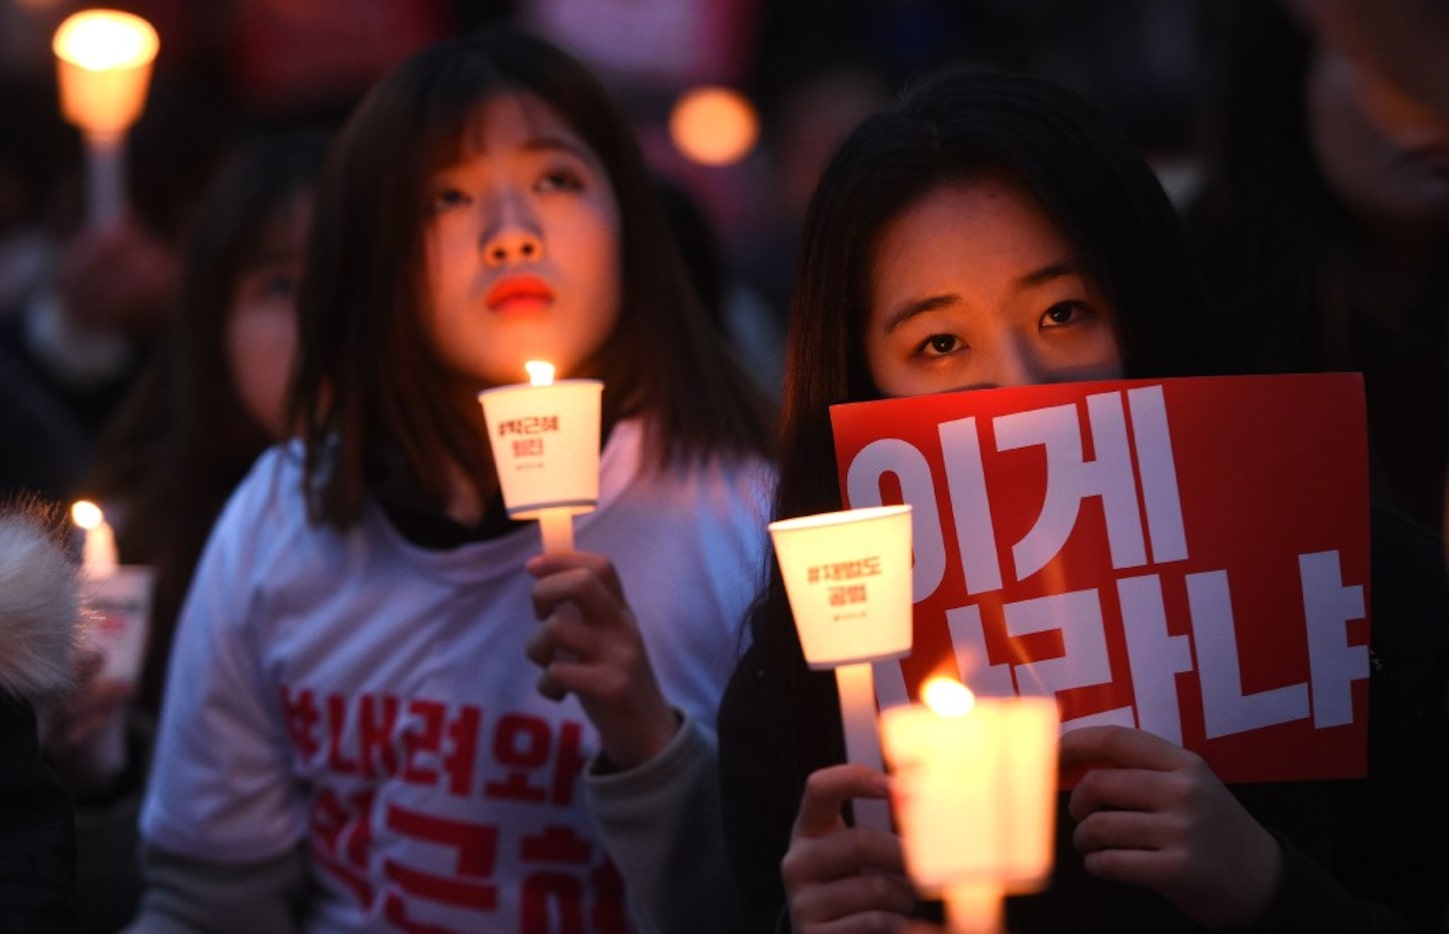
[481,195,542,266]
[978,333,1044,389]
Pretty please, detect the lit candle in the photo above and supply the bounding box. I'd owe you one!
[523,360,572,553]
[71,499,118,578]
[525,359,555,387]
[477,361,603,555]
[880,678,1060,934]
[768,504,913,830]
[52,9,160,228]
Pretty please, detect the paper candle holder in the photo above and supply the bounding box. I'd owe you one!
[768,504,913,669]
[81,566,155,685]
[477,379,603,519]
[880,691,1060,898]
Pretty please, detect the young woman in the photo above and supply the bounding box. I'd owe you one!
[134,29,771,933]
[40,129,328,933]
[718,67,1444,933]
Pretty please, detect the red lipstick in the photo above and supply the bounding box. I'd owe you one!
[486,275,554,313]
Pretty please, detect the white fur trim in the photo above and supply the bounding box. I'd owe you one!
[0,512,78,699]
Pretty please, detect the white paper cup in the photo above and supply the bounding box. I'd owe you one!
[478,380,603,519]
[880,695,1059,895]
[80,565,154,685]
[769,504,913,669]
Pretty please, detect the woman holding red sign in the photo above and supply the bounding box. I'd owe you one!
[718,67,1447,933]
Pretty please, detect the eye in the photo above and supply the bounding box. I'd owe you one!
[916,333,962,358]
[536,166,585,193]
[430,185,471,212]
[1040,301,1091,328]
[259,271,299,300]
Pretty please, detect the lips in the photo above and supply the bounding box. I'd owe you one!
[486,275,555,313]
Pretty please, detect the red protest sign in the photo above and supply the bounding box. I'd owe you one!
[830,374,1371,783]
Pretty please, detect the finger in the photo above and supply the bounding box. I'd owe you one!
[526,552,626,601]
[531,567,627,623]
[795,913,910,934]
[530,605,600,664]
[535,668,568,703]
[785,827,908,885]
[795,765,892,838]
[789,871,916,928]
[1081,844,1182,890]
[1059,726,1185,773]
[1069,765,1162,820]
[1072,807,1171,854]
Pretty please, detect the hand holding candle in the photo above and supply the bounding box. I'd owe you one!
[880,678,1060,934]
[769,504,913,831]
[52,10,160,229]
[478,361,603,554]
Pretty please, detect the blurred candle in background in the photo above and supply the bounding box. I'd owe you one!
[70,498,117,578]
[52,8,160,228]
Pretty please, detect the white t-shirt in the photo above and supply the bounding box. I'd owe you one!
[141,420,771,932]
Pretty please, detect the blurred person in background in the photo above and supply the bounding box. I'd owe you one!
[39,129,329,933]
[1186,1,1449,929]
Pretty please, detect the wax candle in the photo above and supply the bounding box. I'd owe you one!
[880,678,1060,934]
[525,360,572,552]
[52,9,160,228]
[71,499,118,578]
[477,361,603,554]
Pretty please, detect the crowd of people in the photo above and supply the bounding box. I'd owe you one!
[1,1,1445,931]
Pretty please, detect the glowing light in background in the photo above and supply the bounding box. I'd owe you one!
[669,86,759,166]
[52,9,159,71]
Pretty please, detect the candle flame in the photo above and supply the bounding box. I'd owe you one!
[53,10,160,71]
[922,677,975,717]
[525,360,555,387]
[71,499,104,531]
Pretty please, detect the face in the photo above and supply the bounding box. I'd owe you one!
[226,188,311,439]
[424,92,622,389]
[1295,0,1449,232]
[865,177,1122,398]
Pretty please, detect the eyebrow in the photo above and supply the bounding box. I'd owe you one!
[437,134,596,173]
[521,135,593,161]
[880,260,1080,334]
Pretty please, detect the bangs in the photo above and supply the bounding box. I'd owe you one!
[414,51,520,176]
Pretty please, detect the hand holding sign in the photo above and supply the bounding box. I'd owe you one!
[1061,725,1280,929]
